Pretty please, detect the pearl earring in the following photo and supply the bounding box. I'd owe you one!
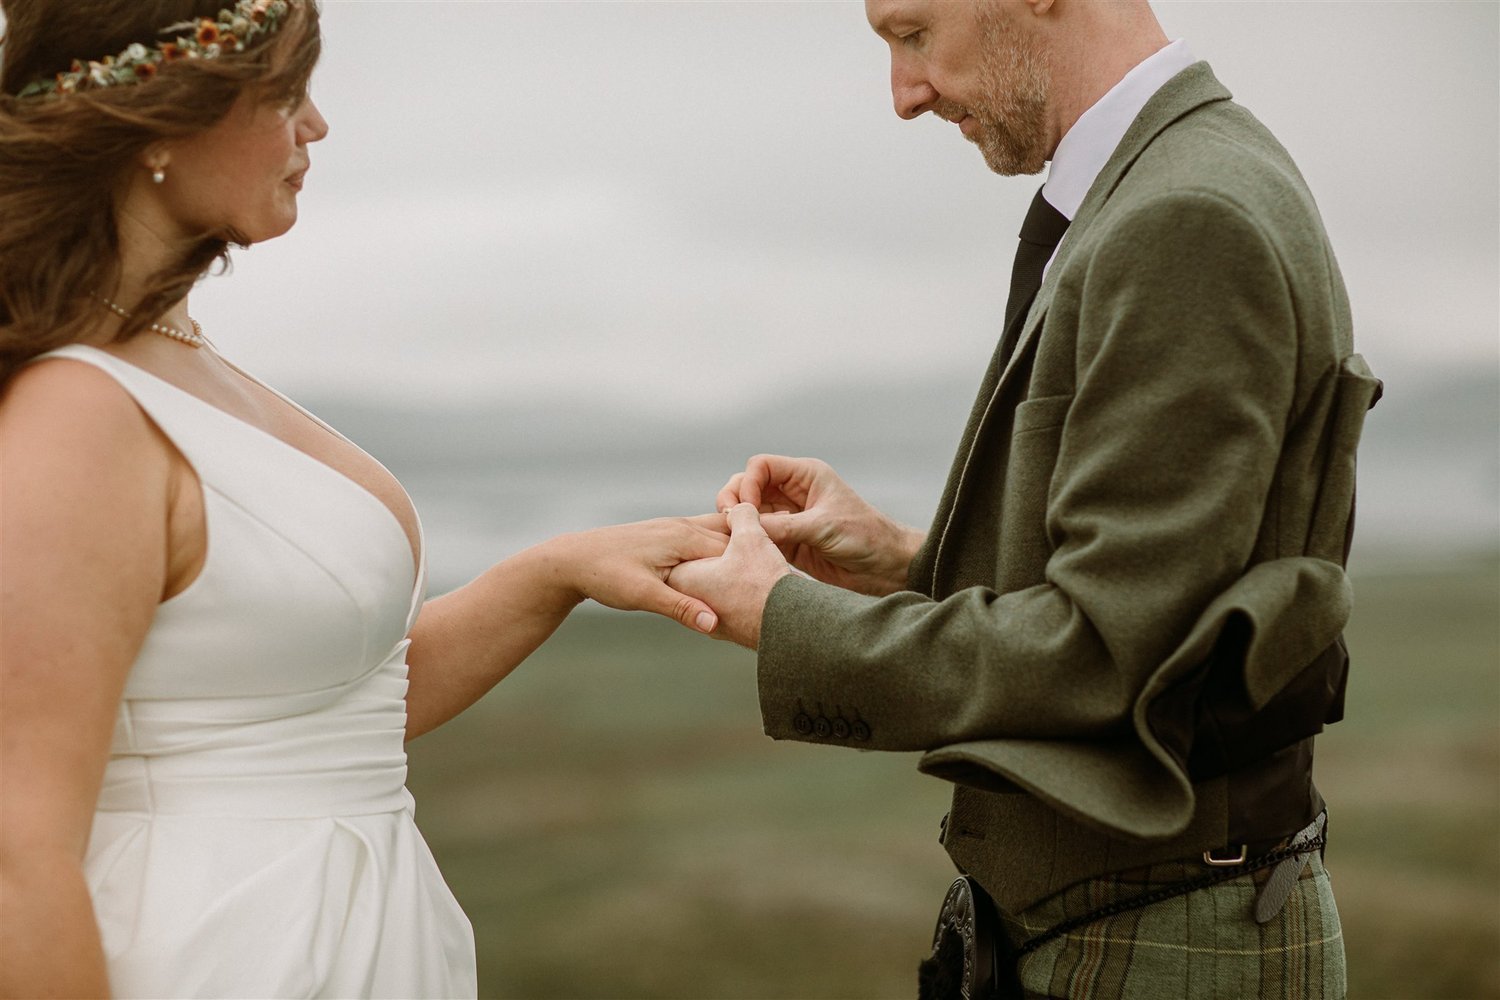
[151,168,166,185]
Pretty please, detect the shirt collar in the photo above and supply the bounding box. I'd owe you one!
[1042,39,1198,221]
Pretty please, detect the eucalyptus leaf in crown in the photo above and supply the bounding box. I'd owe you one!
[17,0,291,100]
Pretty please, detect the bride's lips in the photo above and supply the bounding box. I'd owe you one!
[286,167,308,191]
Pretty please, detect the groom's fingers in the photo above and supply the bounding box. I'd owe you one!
[757,511,810,545]
[719,468,774,511]
[736,466,766,509]
[732,455,784,510]
[725,502,772,545]
[720,455,815,513]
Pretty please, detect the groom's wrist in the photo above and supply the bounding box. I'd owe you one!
[865,521,926,596]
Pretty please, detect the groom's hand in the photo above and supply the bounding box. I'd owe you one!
[667,504,791,649]
[716,455,925,597]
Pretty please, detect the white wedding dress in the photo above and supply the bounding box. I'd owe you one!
[42,345,477,998]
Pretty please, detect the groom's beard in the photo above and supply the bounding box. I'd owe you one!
[940,11,1050,177]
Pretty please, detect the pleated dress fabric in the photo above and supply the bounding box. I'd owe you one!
[42,345,477,999]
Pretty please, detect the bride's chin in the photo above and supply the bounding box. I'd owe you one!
[241,212,299,246]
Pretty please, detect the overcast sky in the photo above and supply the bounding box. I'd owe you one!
[2,2,1495,574]
[89,0,1484,417]
[2,0,1500,407]
[2,1,1495,412]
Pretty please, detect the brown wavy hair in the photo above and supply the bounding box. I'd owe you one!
[0,0,321,378]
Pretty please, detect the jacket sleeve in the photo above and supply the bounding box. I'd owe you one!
[757,189,1305,752]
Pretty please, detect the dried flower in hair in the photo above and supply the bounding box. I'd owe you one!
[15,0,296,100]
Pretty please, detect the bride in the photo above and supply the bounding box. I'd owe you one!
[0,2,725,996]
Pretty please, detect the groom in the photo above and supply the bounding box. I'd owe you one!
[672,0,1378,994]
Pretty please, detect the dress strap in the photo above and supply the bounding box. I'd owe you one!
[31,345,225,480]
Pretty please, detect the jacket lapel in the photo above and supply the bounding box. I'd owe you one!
[991,62,1233,406]
[919,63,1235,593]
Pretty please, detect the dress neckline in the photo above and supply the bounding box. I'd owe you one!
[52,344,425,610]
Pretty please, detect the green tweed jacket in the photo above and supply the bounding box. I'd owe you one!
[757,63,1380,914]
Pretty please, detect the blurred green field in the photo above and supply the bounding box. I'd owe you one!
[407,557,1500,999]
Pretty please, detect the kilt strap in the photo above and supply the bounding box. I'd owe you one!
[1013,825,1326,959]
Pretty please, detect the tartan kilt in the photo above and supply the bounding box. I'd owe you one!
[998,851,1346,999]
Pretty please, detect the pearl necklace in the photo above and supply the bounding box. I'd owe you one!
[101,298,207,349]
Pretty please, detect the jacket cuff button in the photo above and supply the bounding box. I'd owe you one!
[793,713,813,735]
[852,720,871,741]
[831,718,851,739]
[813,716,832,738]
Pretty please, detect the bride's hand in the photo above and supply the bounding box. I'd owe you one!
[543,513,730,633]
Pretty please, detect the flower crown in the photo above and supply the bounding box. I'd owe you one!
[17,0,292,100]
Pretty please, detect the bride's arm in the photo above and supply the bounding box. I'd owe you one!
[402,515,727,740]
[0,363,180,999]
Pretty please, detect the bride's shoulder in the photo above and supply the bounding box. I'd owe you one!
[1,352,173,478]
[4,350,140,423]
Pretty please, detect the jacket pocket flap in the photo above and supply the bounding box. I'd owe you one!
[1136,556,1351,713]
[918,736,1193,841]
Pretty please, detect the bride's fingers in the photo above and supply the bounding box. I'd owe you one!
[670,519,730,558]
[681,512,731,538]
[641,579,717,634]
[676,533,729,561]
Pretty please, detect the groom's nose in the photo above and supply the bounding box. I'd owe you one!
[890,55,939,120]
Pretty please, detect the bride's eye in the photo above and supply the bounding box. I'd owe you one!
[266,80,309,114]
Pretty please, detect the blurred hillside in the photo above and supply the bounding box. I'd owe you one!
[351,359,1500,996]
[348,359,1488,995]
[406,558,1500,999]
[313,361,1499,592]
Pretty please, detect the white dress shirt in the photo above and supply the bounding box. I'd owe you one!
[1041,39,1199,260]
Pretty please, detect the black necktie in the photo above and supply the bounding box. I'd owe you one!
[999,187,1071,364]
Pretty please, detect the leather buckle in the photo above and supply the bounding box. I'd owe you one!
[1202,844,1249,867]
